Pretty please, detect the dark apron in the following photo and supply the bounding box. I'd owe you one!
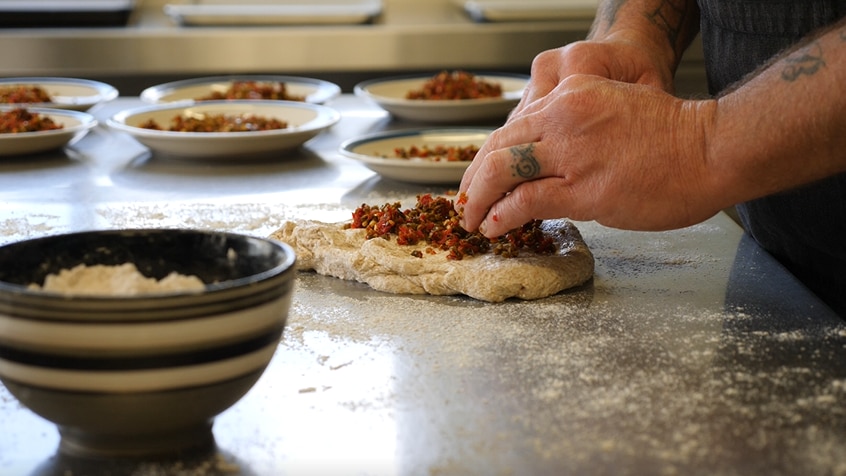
[697,0,846,317]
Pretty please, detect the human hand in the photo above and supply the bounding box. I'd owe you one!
[509,39,677,122]
[457,74,721,237]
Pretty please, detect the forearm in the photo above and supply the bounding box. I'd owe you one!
[589,0,700,73]
[707,18,846,206]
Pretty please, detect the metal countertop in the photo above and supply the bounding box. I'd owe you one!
[0,96,844,476]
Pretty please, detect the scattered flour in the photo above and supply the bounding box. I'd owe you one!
[30,263,205,296]
[4,200,846,475]
[128,453,242,476]
[271,265,846,475]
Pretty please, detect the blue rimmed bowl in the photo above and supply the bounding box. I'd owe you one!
[0,228,296,458]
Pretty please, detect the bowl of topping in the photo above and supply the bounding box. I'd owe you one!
[140,75,341,105]
[0,228,296,458]
[340,128,492,184]
[354,71,528,123]
[0,77,118,111]
[0,106,97,157]
[107,99,341,160]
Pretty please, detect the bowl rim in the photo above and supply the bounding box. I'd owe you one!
[0,228,296,302]
[0,76,119,108]
[106,99,341,138]
[139,74,342,105]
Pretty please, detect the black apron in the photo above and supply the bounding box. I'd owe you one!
[697,0,846,317]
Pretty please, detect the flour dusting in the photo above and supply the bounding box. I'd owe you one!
[31,263,205,296]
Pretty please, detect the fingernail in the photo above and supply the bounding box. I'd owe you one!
[478,220,488,236]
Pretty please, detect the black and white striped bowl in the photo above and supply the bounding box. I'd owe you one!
[0,228,296,458]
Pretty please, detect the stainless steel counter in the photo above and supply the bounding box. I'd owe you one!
[1,96,844,476]
[0,0,708,96]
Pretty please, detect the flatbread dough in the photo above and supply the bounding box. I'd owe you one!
[270,218,593,303]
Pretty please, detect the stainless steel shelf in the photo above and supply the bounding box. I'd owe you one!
[0,0,707,95]
[0,0,586,73]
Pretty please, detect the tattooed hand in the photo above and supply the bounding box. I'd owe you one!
[457,75,721,237]
[457,0,846,243]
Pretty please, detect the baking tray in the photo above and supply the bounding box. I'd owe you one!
[459,0,598,22]
[0,0,135,27]
[164,0,382,26]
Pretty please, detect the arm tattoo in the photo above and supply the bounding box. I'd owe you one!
[719,20,844,96]
[590,0,625,38]
[509,144,541,179]
[781,41,826,82]
[778,20,846,81]
[646,0,688,52]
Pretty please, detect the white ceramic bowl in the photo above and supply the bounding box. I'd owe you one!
[140,75,341,105]
[0,229,296,458]
[107,100,340,160]
[0,106,97,157]
[339,128,492,184]
[354,72,528,123]
[0,77,118,111]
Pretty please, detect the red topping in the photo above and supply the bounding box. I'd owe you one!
[405,71,503,100]
[392,144,479,162]
[0,108,63,133]
[196,81,305,102]
[0,85,53,104]
[345,194,555,260]
[139,114,288,132]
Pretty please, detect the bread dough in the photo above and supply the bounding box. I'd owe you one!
[269,218,594,302]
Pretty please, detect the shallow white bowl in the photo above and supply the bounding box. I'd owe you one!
[354,72,528,123]
[0,106,97,157]
[0,228,296,458]
[140,74,341,104]
[107,100,341,160]
[340,128,492,184]
[0,77,118,111]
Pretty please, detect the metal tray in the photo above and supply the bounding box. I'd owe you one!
[459,0,598,22]
[164,0,382,26]
[0,0,135,27]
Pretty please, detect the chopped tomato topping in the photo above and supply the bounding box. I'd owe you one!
[140,113,288,132]
[0,85,52,104]
[196,81,304,102]
[0,108,62,133]
[405,71,503,100]
[345,194,555,260]
[392,144,479,162]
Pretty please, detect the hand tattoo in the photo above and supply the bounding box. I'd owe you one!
[509,144,540,179]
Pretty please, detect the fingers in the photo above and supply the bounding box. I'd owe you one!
[508,83,552,123]
[460,99,551,196]
[458,141,551,233]
[457,75,594,235]
[478,178,576,238]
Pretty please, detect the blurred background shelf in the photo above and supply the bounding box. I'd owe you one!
[0,0,707,96]
[0,0,135,27]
